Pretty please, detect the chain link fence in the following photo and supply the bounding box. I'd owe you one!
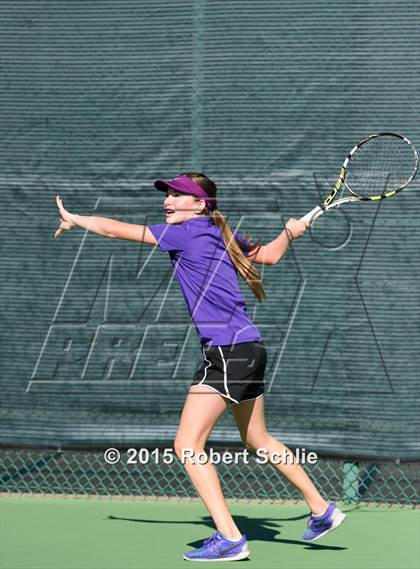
[1,448,418,506]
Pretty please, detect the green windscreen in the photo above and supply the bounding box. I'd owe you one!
[1,0,419,460]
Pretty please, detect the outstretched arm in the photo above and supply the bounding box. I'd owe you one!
[248,218,309,265]
[54,195,157,244]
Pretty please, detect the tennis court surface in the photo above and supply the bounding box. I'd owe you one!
[1,496,418,568]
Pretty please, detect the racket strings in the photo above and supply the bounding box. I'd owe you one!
[345,135,417,198]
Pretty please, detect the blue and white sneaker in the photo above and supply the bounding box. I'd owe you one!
[183,530,250,562]
[303,503,346,542]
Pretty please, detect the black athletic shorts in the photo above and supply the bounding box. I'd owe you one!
[190,340,267,405]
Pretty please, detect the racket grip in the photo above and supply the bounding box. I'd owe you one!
[300,205,324,225]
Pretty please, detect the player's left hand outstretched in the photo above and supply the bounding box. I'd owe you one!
[54,195,77,239]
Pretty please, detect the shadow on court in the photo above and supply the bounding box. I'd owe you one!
[107,513,348,551]
[4,497,418,569]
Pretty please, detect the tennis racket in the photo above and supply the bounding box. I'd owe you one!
[301,133,418,225]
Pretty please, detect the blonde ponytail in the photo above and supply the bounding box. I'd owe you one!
[210,209,265,303]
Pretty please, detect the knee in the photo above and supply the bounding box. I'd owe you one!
[173,434,187,459]
[174,432,205,460]
[242,430,271,453]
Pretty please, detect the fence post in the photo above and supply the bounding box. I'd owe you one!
[343,461,360,503]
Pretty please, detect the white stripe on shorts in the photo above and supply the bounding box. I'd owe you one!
[190,345,239,404]
[196,346,212,386]
[217,346,231,399]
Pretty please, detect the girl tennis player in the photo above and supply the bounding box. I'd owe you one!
[54,173,346,562]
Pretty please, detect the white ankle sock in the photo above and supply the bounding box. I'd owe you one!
[312,505,329,518]
[225,534,243,542]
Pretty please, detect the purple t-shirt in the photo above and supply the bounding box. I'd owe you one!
[148,216,263,347]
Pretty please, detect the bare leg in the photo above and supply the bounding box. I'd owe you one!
[233,396,329,515]
[174,386,242,539]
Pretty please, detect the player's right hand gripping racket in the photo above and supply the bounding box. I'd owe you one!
[301,133,418,225]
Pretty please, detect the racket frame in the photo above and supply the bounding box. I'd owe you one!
[301,132,418,225]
